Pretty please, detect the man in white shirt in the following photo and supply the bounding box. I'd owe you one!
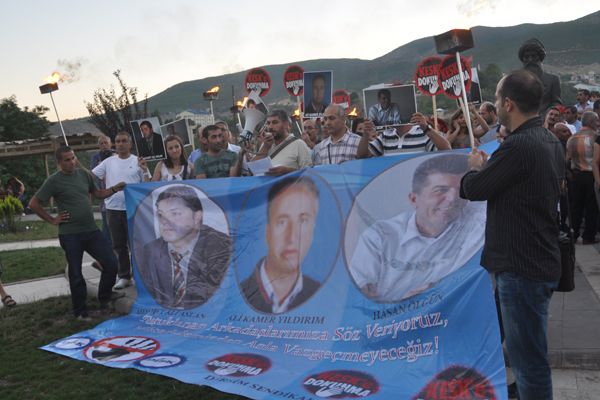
[93,131,151,289]
[349,153,485,302]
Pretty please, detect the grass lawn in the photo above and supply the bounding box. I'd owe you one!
[0,220,59,243]
[0,247,66,283]
[0,220,103,243]
[0,296,246,400]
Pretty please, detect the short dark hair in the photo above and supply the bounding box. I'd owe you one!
[115,131,131,142]
[566,105,577,114]
[140,121,153,130]
[312,74,325,84]
[377,89,391,99]
[351,117,365,134]
[55,145,73,161]
[578,89,591,97]
[497,69,543,114]
[267,109,291,125]
[156,185,203,213]
[202,124,221,139]
[480,101,496,114]
[412,154,468,194]
[267,177,319,221]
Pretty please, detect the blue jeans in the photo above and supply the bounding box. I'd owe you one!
[59,230,118,316]
[496,271,557,400]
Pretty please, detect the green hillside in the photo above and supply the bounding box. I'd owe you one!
[141,11,600,119]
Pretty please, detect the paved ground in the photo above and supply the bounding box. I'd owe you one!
[1,237,599,398]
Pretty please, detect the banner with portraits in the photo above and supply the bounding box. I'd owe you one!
[43,149,507,400]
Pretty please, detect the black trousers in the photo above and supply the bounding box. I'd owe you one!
[569,170,599,241]
[106,209,132,279]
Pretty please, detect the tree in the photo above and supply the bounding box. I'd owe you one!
[0,96,50,142]
[85,70,150,141]
[0,97,52,202]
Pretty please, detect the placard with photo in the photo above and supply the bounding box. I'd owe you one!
[160,118,192,146]
[130,117,166,160]
[303,71,333,118]
[363,84,417,128]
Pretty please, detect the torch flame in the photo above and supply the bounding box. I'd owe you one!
[293,109,300,117]
[207,86,220,94]
[45,72,61,84]
[348,107,358,117]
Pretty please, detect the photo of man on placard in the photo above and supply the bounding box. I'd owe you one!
[363,84,417,128]
[303,71,333,118]
[131,117,166,160]
[240,177,321,314]
[138,185,232,309]
[347,153,485,303]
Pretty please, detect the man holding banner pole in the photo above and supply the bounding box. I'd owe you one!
[460,69,565,400]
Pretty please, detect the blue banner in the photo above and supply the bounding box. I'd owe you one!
[43,148,506,399]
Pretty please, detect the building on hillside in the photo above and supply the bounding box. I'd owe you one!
[176,109,214,128]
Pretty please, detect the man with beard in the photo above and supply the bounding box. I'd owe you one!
[460,69,564,399]
[519,38,561,113]
[253,110,312,176]
[140,185,232,309]
[350,153,485,302]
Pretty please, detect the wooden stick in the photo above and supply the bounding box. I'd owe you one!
[432,95,438,131]
[456,51,476,149]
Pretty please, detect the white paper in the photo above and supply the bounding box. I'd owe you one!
[247,157,274,176]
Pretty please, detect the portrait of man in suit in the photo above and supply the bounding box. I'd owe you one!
[136,120,166,159]
[241,177,321,314]
[140,185,231,309]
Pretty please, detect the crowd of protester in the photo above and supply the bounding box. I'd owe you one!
[4,41,600,399]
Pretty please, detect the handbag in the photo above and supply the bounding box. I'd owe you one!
[556,191,575,292]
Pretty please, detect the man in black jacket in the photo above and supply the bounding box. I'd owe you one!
[460,69,565,400]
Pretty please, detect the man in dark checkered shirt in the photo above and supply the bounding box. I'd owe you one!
[312,105,361,165]
[357,112,450,158]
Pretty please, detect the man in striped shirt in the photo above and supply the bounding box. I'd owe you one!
[566,111,599,244]
[312,105,361,165]
[357,112,450,158]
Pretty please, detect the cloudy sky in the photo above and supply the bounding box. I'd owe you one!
[2,1,597,121]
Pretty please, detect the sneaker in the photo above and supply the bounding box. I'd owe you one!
[99,291,126,309]
[113,278,132,290]
[91,261,103,272]
[75,312,92,322]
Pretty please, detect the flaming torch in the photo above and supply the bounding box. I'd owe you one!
[39,72,69,146]
[230,97,246,134]
[347,107,359,121]
[291,108,303,135]
[203,85,220,123]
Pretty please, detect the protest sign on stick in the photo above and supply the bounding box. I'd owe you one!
[244,68,271,97]
[415,56,443,131]
[434,28,476,148]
